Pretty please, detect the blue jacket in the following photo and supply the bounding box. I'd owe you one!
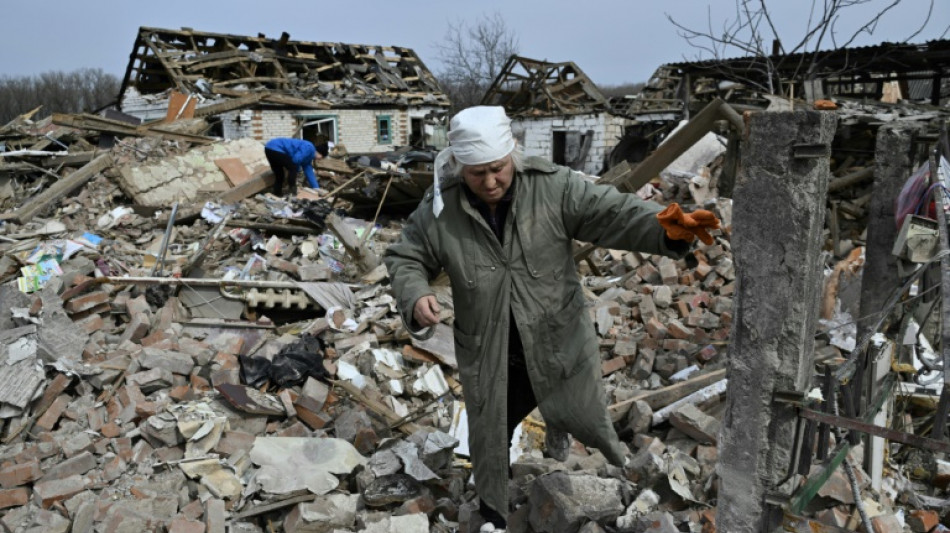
[265,138,318,188]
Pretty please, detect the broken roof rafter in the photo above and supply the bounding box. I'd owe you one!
[481,55,609,117]
[119,26,449,109]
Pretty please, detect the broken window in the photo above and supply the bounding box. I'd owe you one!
[300,116,337,146]
[552,130,593,170]
[377,115,392,145]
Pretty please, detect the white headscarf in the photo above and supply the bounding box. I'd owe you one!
[432,106,515,217]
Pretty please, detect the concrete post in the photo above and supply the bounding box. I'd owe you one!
[717,111,836,532]
[857,125,922,488]
[858,125,922,342]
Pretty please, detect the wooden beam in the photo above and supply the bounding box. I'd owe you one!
[607,368,726,422]
[1,153,112,224]
[603,98,740,193]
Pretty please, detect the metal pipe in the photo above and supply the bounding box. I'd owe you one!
[151,202,179,276]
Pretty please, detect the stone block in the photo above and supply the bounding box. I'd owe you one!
[632,349,655,381]
[119,312,151,343]
[126,367,174,394]
[41,451,96,481]
[625,400,653,435]
[139,347,196,376]
[669,404,719,445]
[528,472,623,533]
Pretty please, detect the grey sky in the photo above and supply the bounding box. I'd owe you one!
[1,0,947,86]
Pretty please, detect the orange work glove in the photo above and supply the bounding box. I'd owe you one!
[656,203,721,245]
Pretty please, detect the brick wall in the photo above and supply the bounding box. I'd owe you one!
[514,113,633,176]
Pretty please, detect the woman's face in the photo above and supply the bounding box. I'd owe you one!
[461,155,514,206]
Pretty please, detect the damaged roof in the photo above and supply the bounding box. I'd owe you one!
[119,26,451,108]
[481,55,609,117]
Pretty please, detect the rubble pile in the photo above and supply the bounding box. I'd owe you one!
[0,110,947,533]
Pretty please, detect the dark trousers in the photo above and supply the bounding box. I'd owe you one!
[264,148,297,196]
[480,355,537,528]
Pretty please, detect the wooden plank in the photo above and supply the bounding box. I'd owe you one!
[607,98,731,193]
[164,91,197,122]
[1,153,113,224]
[607,368,727,422]
[214,157,252,187]
[333,379,420,435]
[194,94,263,118]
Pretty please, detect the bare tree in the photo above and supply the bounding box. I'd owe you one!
[666,0,940,95]
[0,68,120,124]
[434,12,520,112]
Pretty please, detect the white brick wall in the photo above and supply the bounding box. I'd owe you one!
[122,89,447,155]
[513,113,635,175]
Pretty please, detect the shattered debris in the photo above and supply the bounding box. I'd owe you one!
[0,35,948,533]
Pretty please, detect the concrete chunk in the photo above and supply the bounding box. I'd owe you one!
[668,404,719,444]
[139,347,196,376]
[527,472,624,533]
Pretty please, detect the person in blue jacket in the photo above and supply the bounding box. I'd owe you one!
[264,138,324,196]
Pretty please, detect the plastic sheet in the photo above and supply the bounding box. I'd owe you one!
[239,333,329,388]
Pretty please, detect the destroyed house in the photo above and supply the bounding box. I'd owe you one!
[481,55,627,175]
[620,39,950,123]
[118,26,451,152]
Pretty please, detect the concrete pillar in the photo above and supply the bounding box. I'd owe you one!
[717,111,836,532]
[856,125,923,486]
[858,125,923,341]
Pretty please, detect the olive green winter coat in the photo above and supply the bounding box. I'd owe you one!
[383,157,686,518]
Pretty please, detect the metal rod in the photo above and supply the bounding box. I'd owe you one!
[152,202,179,277]
[799,408,950,454]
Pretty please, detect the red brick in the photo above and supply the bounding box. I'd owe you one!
[119,312,151,343]
[33,475,86,508]
[0,460,40,488]
[100,422,122,438]
[64,291,110,314]
[694,261,713,280]
[907,510,939,533]
[140,330,167,347]
[667,319,694,340]
[169,516,207,533]
[113,437,133,462]
[0,487,29,509]
[645,317,668,340]
[35,395,71,432]
[601,356,627,377]
[74,313,105,333]
[181,499,204,521]
[871,514,903,533]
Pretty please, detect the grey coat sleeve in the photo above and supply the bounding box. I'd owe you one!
[560,169,689,258]
[382,206,443,335]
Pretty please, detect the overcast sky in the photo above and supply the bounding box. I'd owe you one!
[1,0,947,86]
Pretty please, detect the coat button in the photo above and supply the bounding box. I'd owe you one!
[491,266,496,271]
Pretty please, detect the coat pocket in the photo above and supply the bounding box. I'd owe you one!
[543,288,594,379]
[453,326,485,408]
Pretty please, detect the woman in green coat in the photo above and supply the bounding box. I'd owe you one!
[383,106,718,530]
